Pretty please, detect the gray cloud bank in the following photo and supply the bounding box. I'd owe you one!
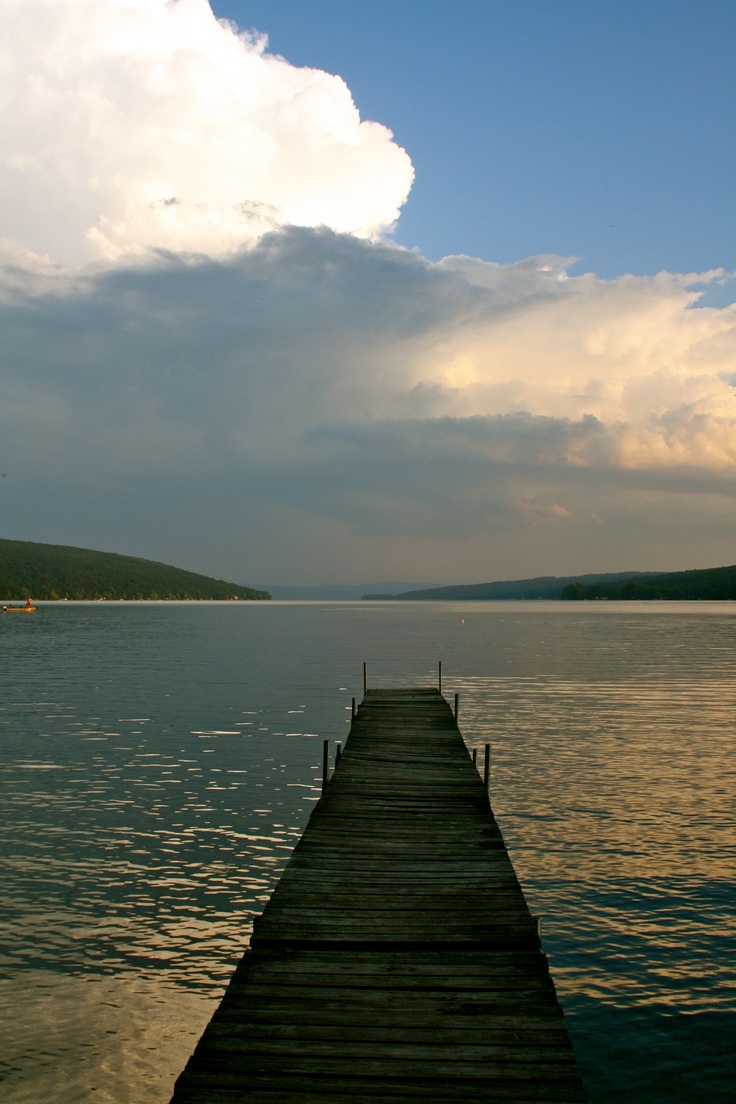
[1,228,734,584]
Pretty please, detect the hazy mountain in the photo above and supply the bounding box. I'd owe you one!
[259,582,440,600]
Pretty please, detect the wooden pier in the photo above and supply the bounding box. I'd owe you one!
[170,686,586,1103]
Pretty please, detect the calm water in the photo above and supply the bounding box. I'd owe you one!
[1,600,734,1102]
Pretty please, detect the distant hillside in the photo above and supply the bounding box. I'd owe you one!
[364,565,736,601]
[0,540,270,601]
[560,564,736,601]
[363,571,654,601]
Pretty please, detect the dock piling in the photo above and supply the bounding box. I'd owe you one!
[322,739,330,791]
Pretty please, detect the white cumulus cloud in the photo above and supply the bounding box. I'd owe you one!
[0,0,414,264]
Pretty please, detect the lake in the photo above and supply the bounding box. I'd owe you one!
[1,600,734,1102]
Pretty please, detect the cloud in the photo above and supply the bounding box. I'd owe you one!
[1,229,734,580]
[0,1,733,582]
[0,0,413,264]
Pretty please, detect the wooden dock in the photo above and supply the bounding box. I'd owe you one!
[170,687,587,1103]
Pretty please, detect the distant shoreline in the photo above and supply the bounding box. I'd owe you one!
[362,564,736,602]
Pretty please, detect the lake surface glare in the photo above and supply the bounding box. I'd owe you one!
[1,600,734,1103]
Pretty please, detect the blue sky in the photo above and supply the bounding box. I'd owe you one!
[0,0,733,586]
[212,0,735,284]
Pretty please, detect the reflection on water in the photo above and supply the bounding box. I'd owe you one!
[0,970,216,1104]
[1,601,734,1102]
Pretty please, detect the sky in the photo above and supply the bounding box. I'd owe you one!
[0,0,734,587]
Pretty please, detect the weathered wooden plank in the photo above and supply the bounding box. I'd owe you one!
[169,1091,581,1104]
[175,1068,586,1101]
[253,904,536,921]
[208,1023,573,1046]
[267,882,518,901]
[226,949,553,979]
[214,984,564,1011]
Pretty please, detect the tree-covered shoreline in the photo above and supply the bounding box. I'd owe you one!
[364,564,736,601]
[0,540,270,601]
[561,564,736,601]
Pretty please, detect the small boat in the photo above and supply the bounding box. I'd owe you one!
[3,604,37,613]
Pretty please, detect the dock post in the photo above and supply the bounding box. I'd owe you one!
[363,662,367,695]
[472,747,478,767]
[438,661,442,693]
[335,741,343,765]
[454,693,459,721]
[352,697,356,720]
[484,743,491,792]
[322,739,330,791]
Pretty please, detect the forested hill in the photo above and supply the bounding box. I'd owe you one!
[560,564,736,601]
[0,540,270,601]
[364,564,736,601]
[364,571,655,601]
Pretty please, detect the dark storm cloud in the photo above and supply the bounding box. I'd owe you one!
[1,228,733,578]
